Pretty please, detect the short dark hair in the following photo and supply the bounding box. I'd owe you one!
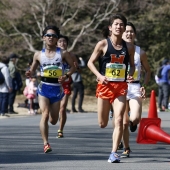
[162,58,169,65]
[1,56,10,64]
[9,53,18,59]
[108,13,127,27]
[126,22,136,35]
[102,13,127,38]
[59,34,69,45]
[42,25,60,37]
[102,26,111,38]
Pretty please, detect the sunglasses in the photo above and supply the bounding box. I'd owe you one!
[44,33,58,38]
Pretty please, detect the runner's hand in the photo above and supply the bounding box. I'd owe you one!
[126,75,134,83]
[140,87,146,99]
[97,75,108,84]
[25,70,31,78]
[58,75,67,84]
[8,88,13,93]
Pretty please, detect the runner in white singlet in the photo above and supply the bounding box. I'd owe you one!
[121,22,151,158]
[25,25,75,153]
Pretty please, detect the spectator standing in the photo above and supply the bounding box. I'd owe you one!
[0,56,12,116]
[71,56,86,113]
[155,61,164,111]
[159,59,170,111]
[24,59,39,110]
[8,53,23,114]
[26,76,38,114]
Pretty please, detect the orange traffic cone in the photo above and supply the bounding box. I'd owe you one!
[137,118,170,144]
[147,90,158,118]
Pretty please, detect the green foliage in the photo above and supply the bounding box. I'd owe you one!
[0,0,170,95]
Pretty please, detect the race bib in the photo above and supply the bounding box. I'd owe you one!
[43,66,62,78]
[127,65,138,80]
[105,63,126,81]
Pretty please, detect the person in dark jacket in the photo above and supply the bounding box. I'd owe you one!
[71,56,86,113]
[0,56,12,116]
[8,53,23,114]
[159,59,170,111]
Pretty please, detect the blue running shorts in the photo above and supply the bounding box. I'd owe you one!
[37,82,64,104]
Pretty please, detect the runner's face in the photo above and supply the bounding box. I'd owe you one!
[109,19,125,36]
[122,25,135,44]
[43,29,58,46]
[57,38,68,50]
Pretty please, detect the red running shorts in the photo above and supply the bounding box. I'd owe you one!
[96,82,128,103]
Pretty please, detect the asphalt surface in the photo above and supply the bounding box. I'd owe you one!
[0,111,170,170]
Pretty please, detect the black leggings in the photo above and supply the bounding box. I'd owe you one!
[72,82,84,111]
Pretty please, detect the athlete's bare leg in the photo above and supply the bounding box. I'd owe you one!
[49,101,60,125]
[112,95,126,152]
[59,94,69,131]
[38,95,60,145]
[123,97,142,148]
[122,100,130,148]
[97,98,111,128]
[129,97,142,125]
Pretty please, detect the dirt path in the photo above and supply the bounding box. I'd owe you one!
[14,94,150,115]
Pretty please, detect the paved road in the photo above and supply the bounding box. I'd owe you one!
[0,112,170,170]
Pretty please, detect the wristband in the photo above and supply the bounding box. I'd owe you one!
[65,73,69,78]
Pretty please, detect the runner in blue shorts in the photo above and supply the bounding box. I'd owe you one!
[25,25,75,153]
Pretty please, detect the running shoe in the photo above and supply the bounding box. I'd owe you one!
[129,121,137,132]
[71,109,78,113]
[109,111,113,119]
[121,147,131,158]
[128,112,130,117]
[158,108,165,112]
[108,152,120,163]
[44,143,52,153]
[117,141,124,150]
[57,130,64,138]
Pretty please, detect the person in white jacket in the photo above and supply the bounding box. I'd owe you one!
[0,56,12,117]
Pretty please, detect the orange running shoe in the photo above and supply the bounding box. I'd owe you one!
[44,143,52,153]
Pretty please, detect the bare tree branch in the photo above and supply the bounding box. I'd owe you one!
[10,22,38,52]
[90,0,121,32]
[60,1,68,24]
[67,0,121,51]
[62,9,79,27]
[0,0,121,54]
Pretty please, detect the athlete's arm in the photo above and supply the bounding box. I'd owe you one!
[69,52,80,72]
[127,42,135,80]
[140,49,151,85]
[72,55,86,73]
[26,51,40,78]
[88,40,108,84]
[62,51,76,78]
[140,49,151,99]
